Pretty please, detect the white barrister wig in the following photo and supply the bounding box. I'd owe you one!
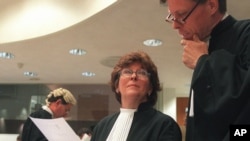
[46,88,76,106]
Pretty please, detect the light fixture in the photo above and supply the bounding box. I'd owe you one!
[0,0,118,43]
[143,39,162,47]
[0,52,14,59]
[69,49,87,56]
[24,71,38,77]
[82,72,96,77]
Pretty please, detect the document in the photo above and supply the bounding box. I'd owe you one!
[30,117,81,141]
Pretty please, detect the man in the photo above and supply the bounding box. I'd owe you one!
[21,88,77,141]
[161,0,250,141]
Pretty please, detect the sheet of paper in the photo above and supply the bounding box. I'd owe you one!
[30,117,81,141]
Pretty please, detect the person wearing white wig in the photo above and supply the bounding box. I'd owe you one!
[21,88,76,141]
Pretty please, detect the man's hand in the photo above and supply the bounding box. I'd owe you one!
[180,34,208,69]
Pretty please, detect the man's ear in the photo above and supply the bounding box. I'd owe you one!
[55,99,62,105]
[207,0,219,15]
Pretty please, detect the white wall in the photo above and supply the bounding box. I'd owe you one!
[161,88,189,120]
[162,88,177,120]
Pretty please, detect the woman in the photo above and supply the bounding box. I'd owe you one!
[91,51,182,141]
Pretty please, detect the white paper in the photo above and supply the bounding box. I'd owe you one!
[30,117,81,141]
[189,89,194,117]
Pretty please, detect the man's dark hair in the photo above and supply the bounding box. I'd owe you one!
[160,0,226,13]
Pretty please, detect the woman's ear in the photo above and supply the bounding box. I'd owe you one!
[148,91,151,96]
[148,86,153,96]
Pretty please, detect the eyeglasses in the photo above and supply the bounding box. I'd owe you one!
[120,69,150,79]
[166,0,201,24]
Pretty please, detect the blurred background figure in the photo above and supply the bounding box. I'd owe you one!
[77,127,93,141]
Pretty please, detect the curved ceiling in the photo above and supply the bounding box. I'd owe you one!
[0,0,117,43]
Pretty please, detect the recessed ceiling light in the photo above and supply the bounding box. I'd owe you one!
[143,39,162,47]
[0,52,14,59]
[24,71,38,77]
[69,49,86,56]
[82,72,96,77]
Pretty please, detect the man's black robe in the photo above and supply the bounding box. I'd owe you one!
[22,109,52,141]
[186,15,250,141]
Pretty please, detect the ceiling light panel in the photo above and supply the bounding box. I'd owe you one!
[0,52,14,59]
[143,39,163,47]
[82,72,96,77]
[69,49,86,56]
[24,71,37,77]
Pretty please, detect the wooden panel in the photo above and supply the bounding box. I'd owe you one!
[77,94,108,121]
[176,97,189,126]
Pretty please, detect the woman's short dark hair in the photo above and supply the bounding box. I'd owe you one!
[110,51,162,106]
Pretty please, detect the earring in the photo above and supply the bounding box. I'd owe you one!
[116,89,119,93]
[148,91,151,96]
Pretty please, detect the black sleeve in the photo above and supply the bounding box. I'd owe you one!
[21,117,48,141]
